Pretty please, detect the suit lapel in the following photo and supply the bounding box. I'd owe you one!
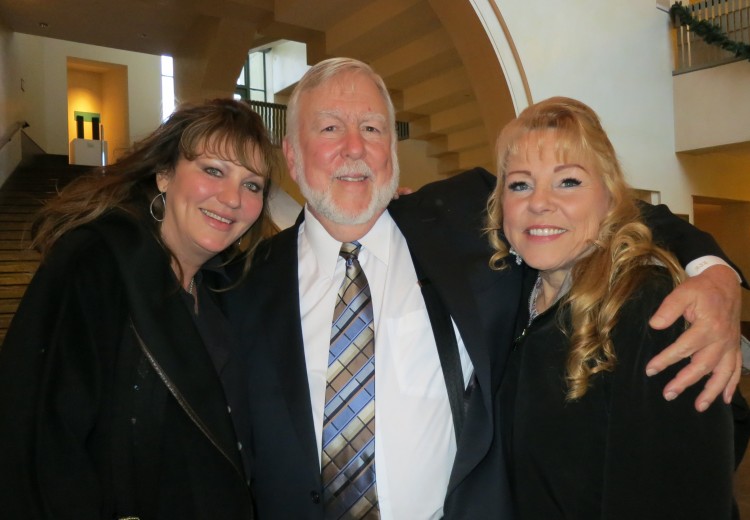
[257,221,322,473]
[389,198,494,491]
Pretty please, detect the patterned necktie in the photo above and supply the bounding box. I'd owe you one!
[322,242,380,519]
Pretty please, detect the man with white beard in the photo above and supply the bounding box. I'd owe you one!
[226,57,743,520]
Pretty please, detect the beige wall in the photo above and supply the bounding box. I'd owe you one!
[0,20,23,184]
[694,200,750,321]
[397,139,442,190]
[66,64,130,164]
[101,65,129,162]
[486,0,694,215]
[14,34,161,156]
[674,61,750,152]
[680,151,750,203]
[0,20,22,140]
[67,69,103,140]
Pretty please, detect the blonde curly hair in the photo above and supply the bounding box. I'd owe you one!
[486,97,684,400]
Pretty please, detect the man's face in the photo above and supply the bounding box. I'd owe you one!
[284,70,398,239]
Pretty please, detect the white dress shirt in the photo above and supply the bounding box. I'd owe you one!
[298,206,473,520]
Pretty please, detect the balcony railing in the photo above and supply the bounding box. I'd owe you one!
[248,99,410,146]
[248,100,287,145]
[673,0,750,74]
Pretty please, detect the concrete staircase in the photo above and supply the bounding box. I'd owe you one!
[0,155,90,345]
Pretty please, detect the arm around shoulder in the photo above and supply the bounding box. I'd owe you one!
[601,272,735,519]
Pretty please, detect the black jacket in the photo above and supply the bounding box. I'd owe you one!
[0,212,252,520]
[225,167,742,520]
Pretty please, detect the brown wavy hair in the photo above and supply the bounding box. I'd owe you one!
[32,98,278,282]
[486,97,684,400]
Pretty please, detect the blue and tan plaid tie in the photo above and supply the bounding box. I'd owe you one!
[322,241,380,519]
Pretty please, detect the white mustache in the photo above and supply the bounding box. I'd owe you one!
[333,161,373,179]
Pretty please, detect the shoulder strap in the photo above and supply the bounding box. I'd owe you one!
[410,253,466,440]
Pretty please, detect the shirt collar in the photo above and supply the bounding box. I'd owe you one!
[301,204,394,278]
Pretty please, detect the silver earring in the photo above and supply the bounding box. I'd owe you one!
[509,246,523,266]
[150,192,166,222]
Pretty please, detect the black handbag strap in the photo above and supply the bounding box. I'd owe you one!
[410,253,466,440]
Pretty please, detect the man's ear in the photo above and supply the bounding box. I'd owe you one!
[282,138,297,183]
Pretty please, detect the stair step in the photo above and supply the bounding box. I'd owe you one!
[0,272,35,284]
[0,240,34,250]
[0,300,21,313]
[0,222,33,231]
[0,250,41,261]
[0,230,33,240]
[0,285,31,299]
[0,261,39,274]
[0,214,40,222]
[0,206,43,214]
[0,313,16,330]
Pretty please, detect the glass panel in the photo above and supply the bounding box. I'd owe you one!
[236,65,247,86]
[250,89,266,102]
[161,55,173,77]
[161,76,175,121]
[248,52,265,90]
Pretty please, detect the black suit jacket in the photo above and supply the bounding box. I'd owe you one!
[226,166,739,519]
[226,168,520,519]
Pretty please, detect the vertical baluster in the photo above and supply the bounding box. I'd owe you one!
[281,104,284,144]
[738,0,743,46]
[697,0,704,68]
[721,0,728,61]
[685,2,695,69]
[695,1,704,67]
[680,23,687,71]
[275,105,281,145]
[707,0,714,65]
[675,22,685,72]
[705,0,713,65]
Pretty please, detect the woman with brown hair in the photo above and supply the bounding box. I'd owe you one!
[488,97,735,519]
[0,98,276,519]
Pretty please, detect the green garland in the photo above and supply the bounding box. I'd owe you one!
[670,2,750,61]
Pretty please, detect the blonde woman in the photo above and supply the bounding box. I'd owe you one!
[488,97,735,519]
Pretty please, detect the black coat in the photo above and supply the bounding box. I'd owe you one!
[223,168,524,519]
[0,212,253,520]
[224,166,741,520]
[501,266,735,519]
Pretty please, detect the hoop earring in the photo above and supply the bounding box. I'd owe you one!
[509,246,523,266]
[150,192,166,222]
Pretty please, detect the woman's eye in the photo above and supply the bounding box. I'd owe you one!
[244,182,262,193]
[560,177,582,188]
[205,167,222,177]
[508,181,530,192]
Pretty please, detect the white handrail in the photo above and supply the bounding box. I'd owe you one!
[0,121,29,152]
